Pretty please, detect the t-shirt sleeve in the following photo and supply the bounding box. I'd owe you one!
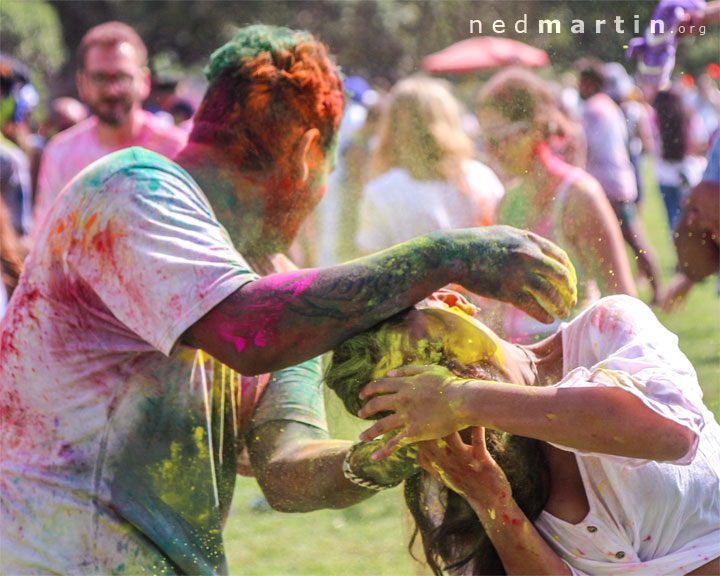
[67,159,258,355]
[248,355,328,433]
[553,296,706,465]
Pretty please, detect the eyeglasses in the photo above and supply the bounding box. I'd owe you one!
[82,70,135,89]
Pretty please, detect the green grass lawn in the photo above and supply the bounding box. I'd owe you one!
[224,162,719,575]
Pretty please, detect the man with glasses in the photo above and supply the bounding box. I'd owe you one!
[32,21,187,239]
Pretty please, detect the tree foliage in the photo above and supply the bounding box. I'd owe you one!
[1,0,714,99]
[0,0,65,75]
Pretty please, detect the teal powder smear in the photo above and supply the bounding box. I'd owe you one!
[205,25,313,82]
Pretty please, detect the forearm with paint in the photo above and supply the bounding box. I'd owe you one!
[470,493,571,576]
[451,375,694,461]
[185,226,577,375]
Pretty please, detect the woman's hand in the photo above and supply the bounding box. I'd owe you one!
[358,365,471,459]
[417,428,511,503]
[420,429,573,576]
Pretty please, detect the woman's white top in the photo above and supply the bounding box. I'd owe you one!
[355,160,504,253]
[534,295,720,575]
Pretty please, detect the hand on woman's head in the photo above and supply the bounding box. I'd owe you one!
[357,364,471,460]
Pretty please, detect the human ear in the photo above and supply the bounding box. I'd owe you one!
[296,127,321,184]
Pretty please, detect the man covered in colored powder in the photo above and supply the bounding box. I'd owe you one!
[31,21,187,240]
[0,25,577,574]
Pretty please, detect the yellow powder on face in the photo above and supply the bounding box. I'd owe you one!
[545,413,558,421]
[487,508,496,520]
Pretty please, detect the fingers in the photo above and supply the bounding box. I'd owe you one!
[524,234,578,316]
[529,258,577,308]
[369,432,406,461]
[443,432,467,453]
[417,449,443,481]
[358,379,398,401]
[513,265,577,322]
[385,365,434,378]
[528,231,575,274]
[511,289,554,324]
[359,413,402,442]
[471,426,487,460]
[358,365,433,400]
[357,393,396,419]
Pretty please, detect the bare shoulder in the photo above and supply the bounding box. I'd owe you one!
[559,171,612,229]
[564,172,606,209]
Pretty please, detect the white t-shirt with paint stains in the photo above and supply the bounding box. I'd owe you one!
[0,148,326,574]
[32,111,188,238]
[535,295,720,575]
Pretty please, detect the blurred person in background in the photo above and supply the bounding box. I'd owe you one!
[309,74,378,267]
[660,133,719,309]
[0,196,24,319]
[32,21,187,238]
[693,73,720,141]
[604,62,657,208]
[653,86,708,234]
[28,97,88,201]
[478,67,636,343]
[167,95,195,131]
[0,55,33,242]
[355,75,504,255]
[331,96,382,262]
[578,59,662,303]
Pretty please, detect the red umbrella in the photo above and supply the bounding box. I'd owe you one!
[422,37,549,74]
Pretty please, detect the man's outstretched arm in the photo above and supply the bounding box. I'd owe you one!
[183,226,577,375]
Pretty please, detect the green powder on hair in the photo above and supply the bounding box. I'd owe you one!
[204,24,313,82]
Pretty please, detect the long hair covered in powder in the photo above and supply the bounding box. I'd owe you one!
[371,75,474,182]
[190,24,345,172]
[325,307,550,575]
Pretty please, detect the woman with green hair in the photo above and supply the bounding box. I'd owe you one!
[327,292,719,575]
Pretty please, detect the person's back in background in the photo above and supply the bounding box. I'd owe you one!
[355,75,504,254]
[578,58,662,303]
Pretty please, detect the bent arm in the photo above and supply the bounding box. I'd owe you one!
[247,421,374,512]
[360,367,695,462]
[454,377,695,461]
[183,227,577,375]
[417,433,571,576]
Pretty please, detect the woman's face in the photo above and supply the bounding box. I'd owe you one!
[478,107,537,178]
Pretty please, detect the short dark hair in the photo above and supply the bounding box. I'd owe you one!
[577,57,606,91]
[190,24,344,172]
[77,21,148,69]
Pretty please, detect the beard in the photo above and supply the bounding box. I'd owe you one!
[88,96,134,126]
